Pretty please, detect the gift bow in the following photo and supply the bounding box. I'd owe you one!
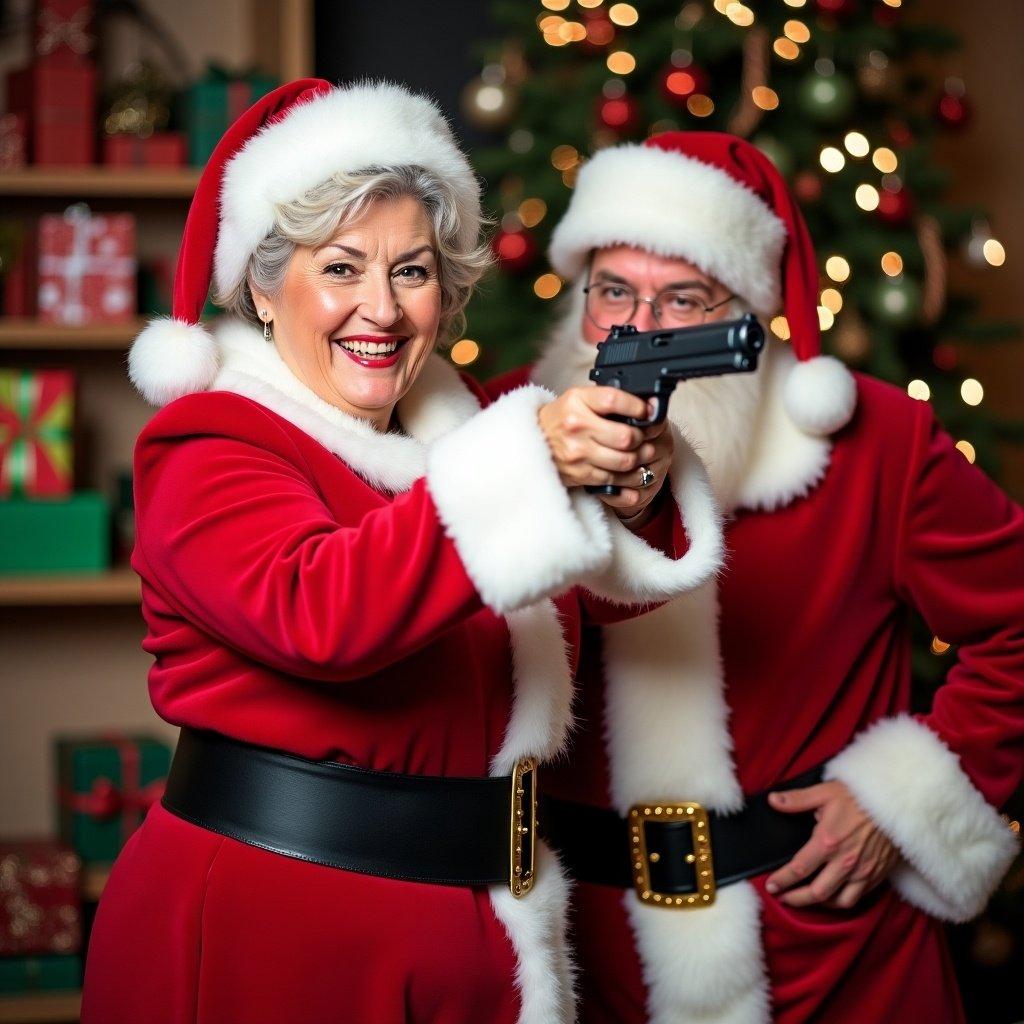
[64,776,165,822]
[0,371,72,496]
[36,8,93,57]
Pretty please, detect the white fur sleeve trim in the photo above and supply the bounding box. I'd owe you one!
[825,714,1019,922]
[583,425,724,604]
[426,385,613,614]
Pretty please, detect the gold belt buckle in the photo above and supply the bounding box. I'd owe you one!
[628,801,716,908]
[510,758,537,898]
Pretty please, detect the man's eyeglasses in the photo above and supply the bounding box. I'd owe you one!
[583,280,735,332]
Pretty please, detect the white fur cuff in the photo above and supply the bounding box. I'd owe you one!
[825,715,1019,922]
[426,385,612,614]
[583,425,723,605]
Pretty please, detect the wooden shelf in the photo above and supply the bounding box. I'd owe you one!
[0,991,80,1023]
[0,319,144,350]
[0,167,199,199]
[0,569,140,606]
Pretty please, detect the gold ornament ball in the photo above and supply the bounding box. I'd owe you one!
[462,77,516,130]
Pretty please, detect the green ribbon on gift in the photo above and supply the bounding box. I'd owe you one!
[0,372,72,496]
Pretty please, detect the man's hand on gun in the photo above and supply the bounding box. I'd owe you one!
[539,387,673,521]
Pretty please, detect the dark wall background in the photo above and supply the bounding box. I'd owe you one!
[315,0,498,151]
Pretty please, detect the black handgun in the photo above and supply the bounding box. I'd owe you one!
[586,312,765,495]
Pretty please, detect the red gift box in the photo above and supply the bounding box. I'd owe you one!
[103,131,187,168]
[0,369,75,497]
[0,840,82,957]
[6,63,96,166]
[0,113,28,169]
[34,0,95,68]
[38,207,135,325]
[2,224,38,318]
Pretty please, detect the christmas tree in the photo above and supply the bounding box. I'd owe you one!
[460,3,1021,1014]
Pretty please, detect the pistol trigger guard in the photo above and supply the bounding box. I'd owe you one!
[626,395,669,429]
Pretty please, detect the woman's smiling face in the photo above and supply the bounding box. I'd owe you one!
[253,195,442,431]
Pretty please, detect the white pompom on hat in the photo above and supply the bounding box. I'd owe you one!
[548,131,856,437]
[129,79,481,407]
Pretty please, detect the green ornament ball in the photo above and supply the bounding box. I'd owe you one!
[869,276,922,328]
[752,134,795,178]
[797,70,855,123]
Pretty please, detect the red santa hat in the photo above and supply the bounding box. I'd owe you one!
[548,131,856,436]
[129,78,481,407]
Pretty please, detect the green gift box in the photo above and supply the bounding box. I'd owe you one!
[184,65,276,166]
[56,735,171,867]
[0,955,81,993]
[0,492,109,574]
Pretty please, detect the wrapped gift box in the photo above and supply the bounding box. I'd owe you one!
[184,66,276,166]
[34,0,95,69]
[38,206,135,325]
[0,955,82,994]
[0,840,81,957]
[56,735,170,867]
[0,369,74,498]
[0,493,109,574]
[1,223,38,317]
[103,131,187,168]
[0,113,28,169]
[6,63,97,165]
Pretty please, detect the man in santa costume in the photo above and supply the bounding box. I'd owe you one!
[487,132,1024,1023]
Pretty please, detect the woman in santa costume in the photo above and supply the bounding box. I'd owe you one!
[80,83,726,1024]
[488,132,1024,1023]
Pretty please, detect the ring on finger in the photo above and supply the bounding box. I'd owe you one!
[638,464,656,488]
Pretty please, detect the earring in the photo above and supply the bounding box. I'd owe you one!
[260,310,272,343]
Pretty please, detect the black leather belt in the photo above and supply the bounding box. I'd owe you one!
[161,728,538,896]
[540,766,823,908]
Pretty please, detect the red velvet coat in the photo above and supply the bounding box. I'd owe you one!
[489,335,1023,1024]
[81,321,723,1024]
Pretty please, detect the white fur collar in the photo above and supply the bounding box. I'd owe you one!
[211,319,480,493]
[531,295,831,514]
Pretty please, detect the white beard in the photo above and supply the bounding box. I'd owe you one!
[532,285,768,511]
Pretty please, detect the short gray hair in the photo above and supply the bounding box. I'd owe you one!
[215,165,492,344]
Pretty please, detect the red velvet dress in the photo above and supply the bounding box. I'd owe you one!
[82,324,721,1024]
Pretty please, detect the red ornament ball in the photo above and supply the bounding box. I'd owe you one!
[936,92,972,130]
[815,0,857,17]
[660,64,709,106]
[873,4,901,27]
[581,10,615,51]
[876,186,914,226]
[492,227,537,273]
[932,342,958,371]
[596,93,641,134]
[793,170,823,204]
[888,120,914,148]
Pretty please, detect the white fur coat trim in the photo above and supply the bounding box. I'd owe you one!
[215,81,481,299]
[548,145,786,316]
[825,715,1018,923]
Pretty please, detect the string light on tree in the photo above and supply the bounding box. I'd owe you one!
[518,198,547,228]
[751,86,779,111]
[783,19,810,43]
[880,251,903,276]
[449,339,481,366]
[907,379,931,401]
[931,637,951,655]
[872,147,898,173]
[843,131,869,157]
[607,51,636,74]
[855,184,880,211]
[825,255,851,282]
[820,287,843,313]
[817,305,835,330]
[983,239,1006,267]
[770,316,791,340]
[819,146,845,173]
[876,183,914,226]
[955,440,977,463]
[533,273,562,299]
[608,3,638,26]
[773,37,800,61]
[870,274,922,326]
[961,378,984,406]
